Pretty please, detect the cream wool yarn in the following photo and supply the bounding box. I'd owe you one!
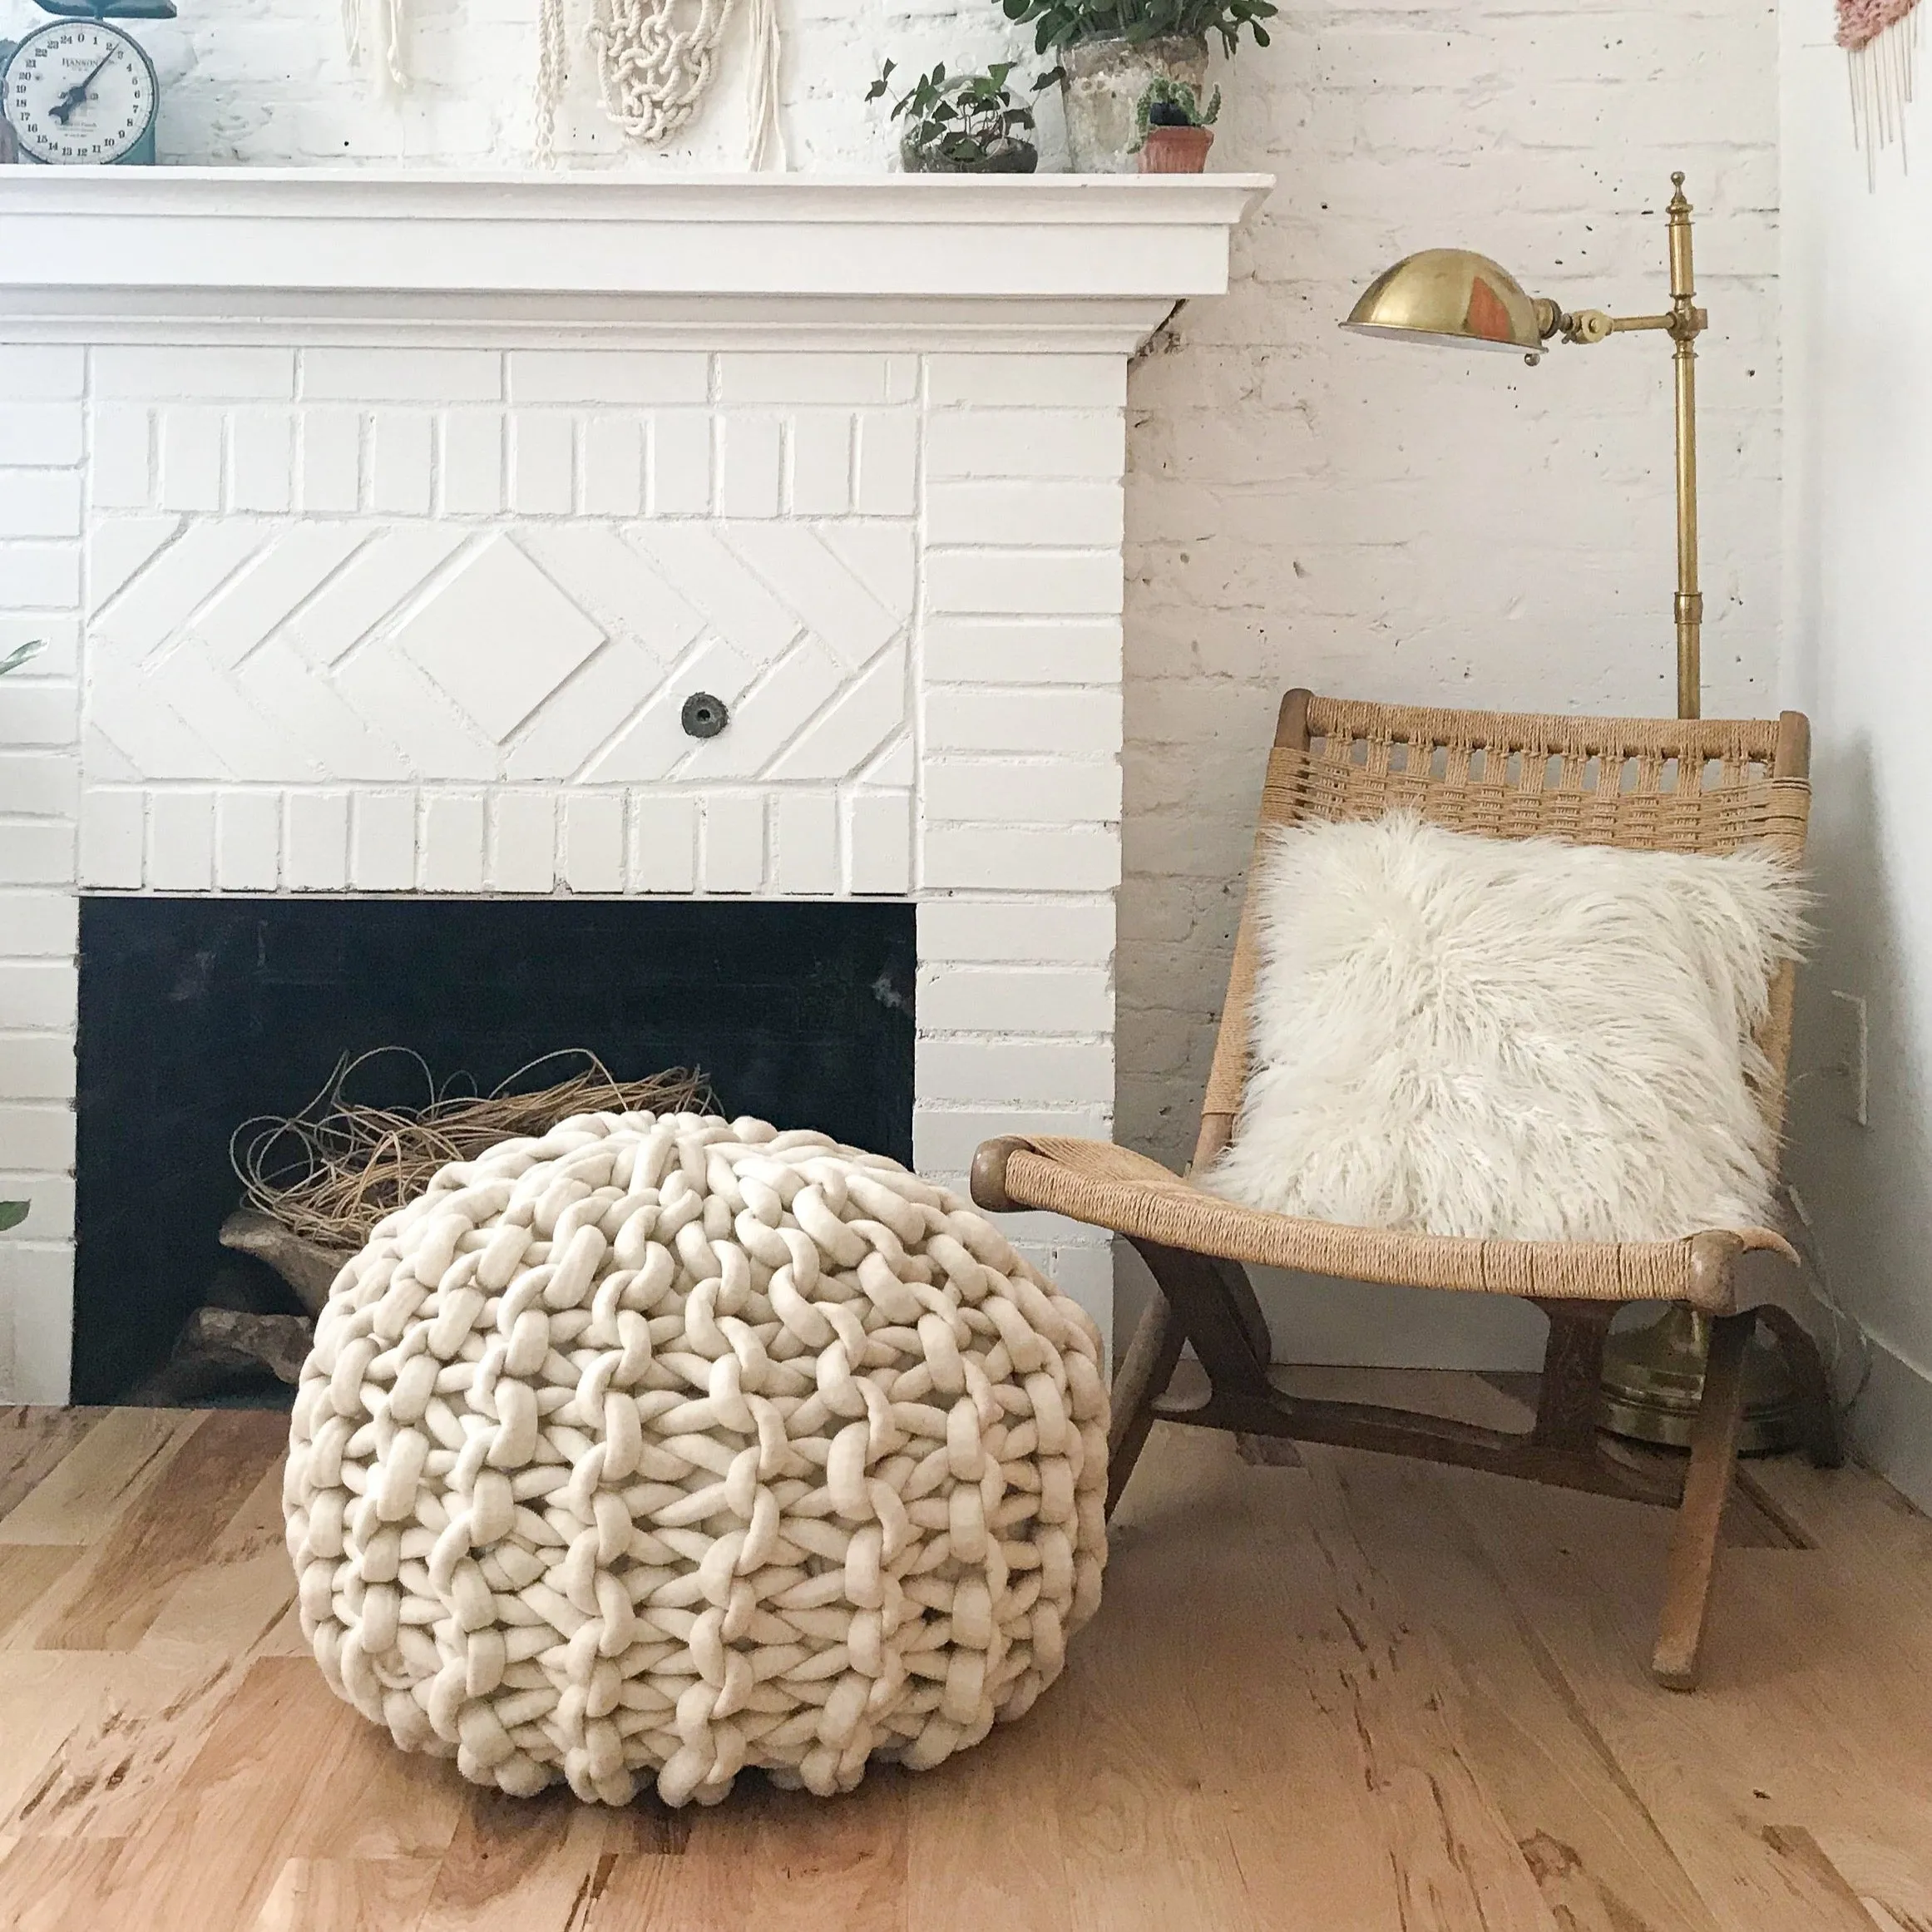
[283,1111,1107,1807]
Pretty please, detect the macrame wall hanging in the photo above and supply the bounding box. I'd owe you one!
[533,0,784,166]
[339,0,783,167]
[1839,0,1919,178]
[343,0,410,91]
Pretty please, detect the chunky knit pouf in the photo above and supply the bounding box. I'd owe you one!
[283,1110,1108,1806]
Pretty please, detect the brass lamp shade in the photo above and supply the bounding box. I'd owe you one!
[1341,247,1544,354]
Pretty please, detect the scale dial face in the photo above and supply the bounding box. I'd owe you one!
[2,21,157,166]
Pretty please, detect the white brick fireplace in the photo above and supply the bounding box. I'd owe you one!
[0,170,1264,1402]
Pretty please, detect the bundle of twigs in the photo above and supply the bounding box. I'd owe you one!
[231,1048,712,1248]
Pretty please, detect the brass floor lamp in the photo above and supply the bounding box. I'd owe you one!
[1340,174,1803,1450]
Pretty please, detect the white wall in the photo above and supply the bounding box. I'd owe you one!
[0,0,1785,1371]
[1781,12,1932,1506]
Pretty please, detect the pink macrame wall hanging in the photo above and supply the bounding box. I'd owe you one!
[1839,0,1919,175]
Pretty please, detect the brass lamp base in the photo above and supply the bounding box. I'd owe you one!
[1598,1307,1806,1455]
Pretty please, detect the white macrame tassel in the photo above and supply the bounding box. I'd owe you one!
[532,0,569,166]
[744,0,785,169]
[1846,2,1918,185]
[343,0,410,91]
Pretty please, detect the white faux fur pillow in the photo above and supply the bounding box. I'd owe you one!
[1205,812,1807,1243]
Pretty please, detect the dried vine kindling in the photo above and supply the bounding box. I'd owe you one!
[232,1049,712,1248]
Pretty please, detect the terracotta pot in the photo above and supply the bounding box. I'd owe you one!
[1060,33,1209,174]
[1139,124,1214,173]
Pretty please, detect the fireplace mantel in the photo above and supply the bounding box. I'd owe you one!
[0,170,1272,348]
[0,166,1270,1403]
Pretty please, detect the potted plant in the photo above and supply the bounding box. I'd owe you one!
[1134,76,1218,170]
[867,58,1060,173]
[998,0,1272,172]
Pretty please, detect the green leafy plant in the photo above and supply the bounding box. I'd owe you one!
[999,0,1273,58]
[867,58,1060,166]
[0,637,45,1234]
[1134,75,1220,142]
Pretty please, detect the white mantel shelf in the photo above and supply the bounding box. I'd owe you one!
[0,169,1272,348]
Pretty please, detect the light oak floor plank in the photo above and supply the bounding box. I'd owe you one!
[1439,1462,1916,1932]
[250,1855,442,1932]
[8,1649,255,1843]
[1099,1426,1407,1930]
[0,1408,198,1549]
[139,1456,299,1663]
[0,1399,1925,1932]
[1310,1446,1722,1932]
[0,1547,81,1645]
[0,1654,128,1827]
[0,1409,99,1525]
[37,1411,290,1651]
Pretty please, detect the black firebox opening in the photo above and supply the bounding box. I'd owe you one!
[75,896,916,1403]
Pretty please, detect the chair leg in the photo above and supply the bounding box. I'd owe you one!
[1105,1290,1185,1518]
[1652,1310,1753,1691]
[1108,1239,1275,1518]
[1757,1303,1846,1470]
[1529,1300,1619,1452]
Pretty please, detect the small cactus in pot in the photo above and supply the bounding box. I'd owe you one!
[1134,76,1218,171]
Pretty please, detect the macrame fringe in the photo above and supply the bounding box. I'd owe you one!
[532,0,569,166]
[531,0,783,167]
[744,0,786,170]
[343,0,410,91]
[1842,0,1919,185]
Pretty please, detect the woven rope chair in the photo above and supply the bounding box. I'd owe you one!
[972,689,1842,1691]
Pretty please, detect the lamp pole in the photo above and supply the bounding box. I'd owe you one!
[1545,173,1708,718]
[1666,175,1702,720]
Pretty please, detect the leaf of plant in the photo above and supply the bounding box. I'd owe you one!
[0,1202,28,1231]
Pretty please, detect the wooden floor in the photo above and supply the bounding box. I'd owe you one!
[2,1381,1930,1932]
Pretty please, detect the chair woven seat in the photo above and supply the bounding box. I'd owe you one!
[989,1135,1797,1313]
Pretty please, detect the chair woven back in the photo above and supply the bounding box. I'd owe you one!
[1196,692,1813,1167]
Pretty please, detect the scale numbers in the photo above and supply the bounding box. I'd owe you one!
[2,21,157,166]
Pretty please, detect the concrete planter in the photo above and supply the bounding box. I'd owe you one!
[1060,33,1209,174]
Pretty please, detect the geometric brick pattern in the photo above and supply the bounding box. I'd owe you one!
[84,516,912,788]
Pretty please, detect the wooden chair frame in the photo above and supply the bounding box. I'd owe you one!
[973,689,1842,1690]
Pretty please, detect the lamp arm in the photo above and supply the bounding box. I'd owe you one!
[1530,304,1708,348]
